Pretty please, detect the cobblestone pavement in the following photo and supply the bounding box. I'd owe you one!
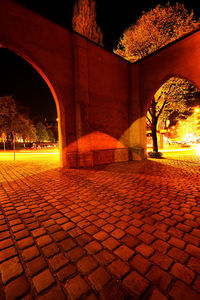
[0,155,200,299]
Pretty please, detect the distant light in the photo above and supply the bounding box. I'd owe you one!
[195,108,200,113]
[196,145,200,155]
[56,118,59,122]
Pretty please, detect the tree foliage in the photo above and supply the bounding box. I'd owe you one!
[13,115,37,142]
[114,3,200,62]
[72,0,103,45]
[0,95,37,142]
[36,122,49,142]
[0,96,17,135]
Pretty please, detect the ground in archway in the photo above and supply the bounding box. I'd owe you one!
[0,156,200,299]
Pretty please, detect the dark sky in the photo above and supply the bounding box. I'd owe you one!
[1,0,199,120]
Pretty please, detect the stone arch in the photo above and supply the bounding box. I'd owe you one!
[0,45,64,166]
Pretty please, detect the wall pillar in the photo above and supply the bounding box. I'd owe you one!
[128,65,147,160]
[72,35,93,167]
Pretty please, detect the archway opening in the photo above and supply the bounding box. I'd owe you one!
[146,76,200,160]
[0,48,60,166]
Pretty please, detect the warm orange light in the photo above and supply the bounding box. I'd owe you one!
[195,108,200,113]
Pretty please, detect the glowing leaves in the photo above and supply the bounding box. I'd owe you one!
[114,3,200,62]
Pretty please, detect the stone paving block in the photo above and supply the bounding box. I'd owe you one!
[102,237,120,251]
[0,256,23,284]
[38,285,66,300]
[22,246,40,262]
[187,256,200,273]
[151,239,170,254]
[168,280,200,300]
[14,229,30,240]
[17,237,34,250]
[26,256,47,277]
[126,225,142,236]
[84,241,102,254]
[170,262,195,285]
[48,253,69,271]
[110,228,125,239]
[88,266,111,292]
[135,243,155,258]
[64,275,90,299]
[51,230,68,242]
[94,249,115,266]
[123,270,149,297]
[31,228,46,238]
[0,238,13,250]
[77,255,98,274]
[131,254,151,274]
[36,235,53,247]
[108,258,130,279]
[0,230,10,241]
[67,246,86,262]
[56,264,77,282]
[100,282,132,300]
[185,244,200,258]
[150,251,173,270]
[146,265,172,291]
[114,245,135,261]
[5,275,29,300]
[93,231,109,241]
[0,246,17,263]
[168,246,189,264]
[32,269,55,293]
[59,237,76,252]
[193,276,200,293]
[148,287,168,300]
[41,243,60,258]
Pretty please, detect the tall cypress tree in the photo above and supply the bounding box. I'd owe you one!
[72,0,103,46]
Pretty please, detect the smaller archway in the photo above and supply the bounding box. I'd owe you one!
[0,47,61,165]
[145,76,200,154]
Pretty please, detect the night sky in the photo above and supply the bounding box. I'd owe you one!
[1,0,199,120]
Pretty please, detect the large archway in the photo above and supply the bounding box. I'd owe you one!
[0,47,62,166]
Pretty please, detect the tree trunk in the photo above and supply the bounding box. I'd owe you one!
[150,96,159,152]
[151,116,158,152]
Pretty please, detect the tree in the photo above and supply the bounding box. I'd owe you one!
[114,3,199,62]
[13,115,37,144]
[72,0,103,45]
[147,77,200,152]
[0,96,17,136]
[47,128,55,142]
[0,95,38,148]
[36,122,49,142]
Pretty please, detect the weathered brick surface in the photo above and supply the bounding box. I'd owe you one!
[1,157,200,299]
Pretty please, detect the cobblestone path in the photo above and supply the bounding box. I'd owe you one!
[0,157,200,299]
